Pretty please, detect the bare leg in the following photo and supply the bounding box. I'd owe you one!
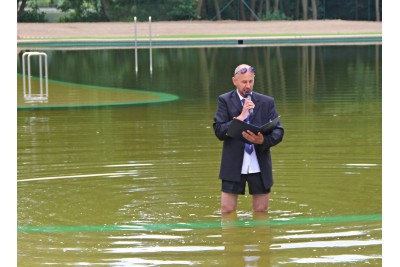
[221,192,238,213]
[252,193,269,212]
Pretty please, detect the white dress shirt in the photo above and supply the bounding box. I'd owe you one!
[237,90,261,174]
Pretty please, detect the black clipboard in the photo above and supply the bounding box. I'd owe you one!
[226,116,280,141]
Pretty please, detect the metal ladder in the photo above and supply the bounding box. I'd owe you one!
[22,52,48,101]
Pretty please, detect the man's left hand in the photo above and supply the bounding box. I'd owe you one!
[242,130,264,144]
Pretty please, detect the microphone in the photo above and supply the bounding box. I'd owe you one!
[245,92,253,115]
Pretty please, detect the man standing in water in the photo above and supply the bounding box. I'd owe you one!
[213,63,284,213]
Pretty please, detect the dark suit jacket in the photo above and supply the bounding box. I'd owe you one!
[213,89,284,189]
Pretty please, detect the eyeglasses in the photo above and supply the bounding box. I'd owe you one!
[234,66,256,76]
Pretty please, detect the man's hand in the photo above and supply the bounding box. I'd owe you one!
[237,99,255,121]
[242,130,264,144]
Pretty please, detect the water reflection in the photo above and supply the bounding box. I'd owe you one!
[221,212,272,266]
[17,44,381,266]
[17,45,381,101]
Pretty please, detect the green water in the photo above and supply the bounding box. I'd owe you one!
[17,45,382,266]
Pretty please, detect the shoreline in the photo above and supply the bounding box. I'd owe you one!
[17,20,382,40]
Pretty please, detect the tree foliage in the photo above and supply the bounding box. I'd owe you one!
[17,0,382,22]
[17,0,47,22]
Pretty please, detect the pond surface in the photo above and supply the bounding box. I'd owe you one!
[17,44,382,266]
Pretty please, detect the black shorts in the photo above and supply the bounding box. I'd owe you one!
[221,172,271,195]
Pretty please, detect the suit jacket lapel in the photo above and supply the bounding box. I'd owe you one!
[230,90,243,116]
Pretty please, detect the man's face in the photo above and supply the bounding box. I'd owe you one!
[232,71,255,98]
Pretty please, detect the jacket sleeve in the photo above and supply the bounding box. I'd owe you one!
[263,126,284,148]
[259,99,284,150]
[213,95,233,141]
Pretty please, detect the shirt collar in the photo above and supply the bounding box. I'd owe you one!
[236,89,252,101]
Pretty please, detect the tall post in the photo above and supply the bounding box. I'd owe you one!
[134,16,138,74]
[149,16,153,75]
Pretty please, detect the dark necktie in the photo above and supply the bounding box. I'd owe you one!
[241,99,254,154]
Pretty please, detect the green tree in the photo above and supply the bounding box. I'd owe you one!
[166,0,197,20]
[17,0,47,22]
[302,0,308,19]
[17,0,28,21]
[375,0,380,21]
[16,0,383,22]
[57,0,107,22]
[311,0,317,19]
